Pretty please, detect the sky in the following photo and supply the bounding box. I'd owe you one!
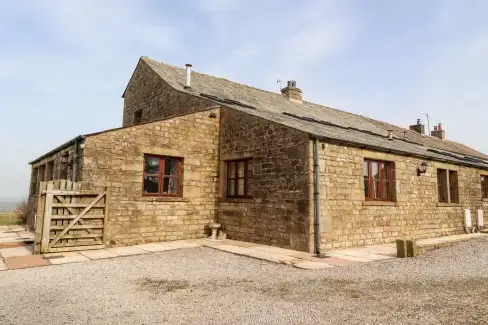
[1,0,488,199]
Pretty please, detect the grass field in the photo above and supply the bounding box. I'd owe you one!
[0,212,19,226]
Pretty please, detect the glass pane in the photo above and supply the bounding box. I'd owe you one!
[372,162,379,181]
[145,157,160,174]
[364,177,369,198]
[228,162,235,178]
[144,176,159,194]
[381,163,388,181]
[228,180,235,196]
[372,180,380,199]
[164,158,179,176]
[163,177,178,194]
[381,181,389,199]
[238,162,245,177]
[364,161,369,176]
[238,179,244,195]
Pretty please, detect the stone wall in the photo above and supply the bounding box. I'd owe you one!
[218,108,311,251]
[122,59,214,127]
[317,142,488,249]
[82,108,221,245]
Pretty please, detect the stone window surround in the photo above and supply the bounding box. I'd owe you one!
[481,174,488,199]
[225,159,252,198]
[363,158,396,202]
[141,147,185,199]
[437,168,459,204]
[219,152,254,202]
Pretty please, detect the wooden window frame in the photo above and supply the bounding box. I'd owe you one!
[364,159,394,201]
[142,155,182,197]
[482,175,488,199]
[437,168,459,203]
[226,159,252,198]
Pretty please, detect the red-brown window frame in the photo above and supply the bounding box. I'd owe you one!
[142,155,182,197]
[226,159,252,198]
[482,175,488,199]
[364,159,394,201]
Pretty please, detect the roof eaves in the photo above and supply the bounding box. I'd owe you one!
[29,135,85,165]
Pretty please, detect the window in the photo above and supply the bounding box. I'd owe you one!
[133,109,142,124]
[226,159,252,198]
[363,159,394,201]
[143,155,182,196]
[437,169,458,203]
[482,175,488,199]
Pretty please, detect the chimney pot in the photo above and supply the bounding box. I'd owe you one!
[417,118,421,125]
[431,122,446,140]
[387,129,394,140]
[287,80,293,87]
[184,63,192,89]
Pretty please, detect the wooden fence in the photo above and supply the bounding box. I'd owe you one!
[34,180,110,254]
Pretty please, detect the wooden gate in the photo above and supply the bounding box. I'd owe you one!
[34,180,110,254]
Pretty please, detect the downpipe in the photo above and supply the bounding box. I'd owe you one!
[313,138,321,256]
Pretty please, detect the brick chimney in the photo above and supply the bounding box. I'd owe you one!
[431,123,446,140]
[409,119,425,134]
[281,80,302,103]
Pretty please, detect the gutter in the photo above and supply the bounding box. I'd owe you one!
[313,138,321,256]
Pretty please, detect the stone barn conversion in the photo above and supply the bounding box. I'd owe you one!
[28,56,488,253]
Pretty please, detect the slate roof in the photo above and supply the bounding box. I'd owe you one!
[142,57,488,169]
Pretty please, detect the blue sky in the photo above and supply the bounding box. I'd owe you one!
[1,0,488,199]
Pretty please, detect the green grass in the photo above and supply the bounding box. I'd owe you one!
[0,212,20,226]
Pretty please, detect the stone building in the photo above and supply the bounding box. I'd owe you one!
[28,57,488,252]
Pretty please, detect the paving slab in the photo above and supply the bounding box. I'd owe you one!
[79,249,118,260]
[251,245,302,256]
[221,239,261,248]
[0,237,26,243]
[134,243,179,252]
[324,252,376,262]
[327,249,395,261]
[107,246,149,256]
[46,252,90,265]
[0,259,7,271]
[319,257,358,266]
[0,246,32,258]
[0,232,19,238]
[0,226,10,231]
[17,231,34,239]
[7,226,25,232]
[293,261,335,270]
[0,242,24,249]
[4,255,50,269]
[210,244,256,255]
[161,240,201,249]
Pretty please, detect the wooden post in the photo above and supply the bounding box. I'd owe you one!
[34,181,47,254]
[41,183,54,253]
[102,186,111,247]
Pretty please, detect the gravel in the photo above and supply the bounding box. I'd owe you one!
[2,238,488,325]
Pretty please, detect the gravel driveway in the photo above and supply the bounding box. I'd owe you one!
[1,238,488,325]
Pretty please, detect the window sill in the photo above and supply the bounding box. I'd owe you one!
[219,198,254,203]
[362,201,398,207]
[136,197,190,203]
[436,203,462,207]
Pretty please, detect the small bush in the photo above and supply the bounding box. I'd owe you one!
[14,198,33,225]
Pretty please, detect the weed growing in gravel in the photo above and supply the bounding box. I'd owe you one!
[138,278,189,293]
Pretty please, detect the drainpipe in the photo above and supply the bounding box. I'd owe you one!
[313,138,321,255]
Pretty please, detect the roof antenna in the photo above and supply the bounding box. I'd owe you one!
[276,79,282,89]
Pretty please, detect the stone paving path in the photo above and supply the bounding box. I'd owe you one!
[1,225,486,271]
